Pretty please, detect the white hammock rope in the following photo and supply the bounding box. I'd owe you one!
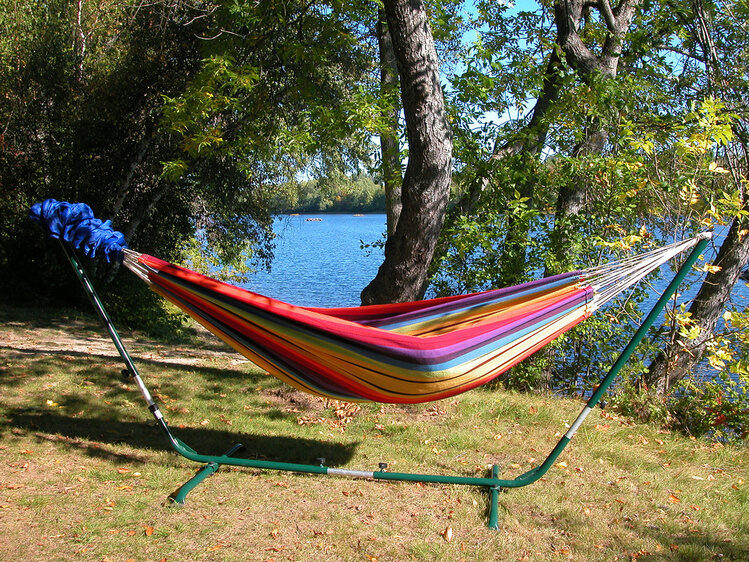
[584,232,711,313]
[123,233,711,323]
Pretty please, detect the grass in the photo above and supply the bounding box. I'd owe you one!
[0,304,747,561]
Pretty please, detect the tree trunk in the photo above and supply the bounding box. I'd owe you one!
[645,216,749,389]
[377,9,402,237]
[546,126,609,275]
[361,0,452,304]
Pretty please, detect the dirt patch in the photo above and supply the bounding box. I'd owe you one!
[262,385,325,412]
[0,306,248,371]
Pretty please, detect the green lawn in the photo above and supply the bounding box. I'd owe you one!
[1,305,746,561]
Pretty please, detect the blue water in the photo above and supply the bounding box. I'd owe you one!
[241,214,386,307]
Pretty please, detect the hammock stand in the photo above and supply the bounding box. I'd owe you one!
[35,201,710,530]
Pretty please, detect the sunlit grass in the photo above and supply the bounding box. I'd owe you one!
[1,305,747,560]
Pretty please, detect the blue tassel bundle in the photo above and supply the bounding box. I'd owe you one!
[29,199,128,263]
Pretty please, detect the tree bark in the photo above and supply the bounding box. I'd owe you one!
[361,0,452,304]
[377,9,402,238]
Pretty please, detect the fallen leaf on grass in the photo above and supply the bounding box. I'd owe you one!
[441,526,453,543]
[668,494,681,504]
[144,526,154,537]
[116,468,130,474]
[199,419,210,426]
[19,449,32,455]
[556,461,568,469]
[595,424,610,431]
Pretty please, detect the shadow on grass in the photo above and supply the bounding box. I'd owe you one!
[3,409,359,468]
[0,305,236,353]
[0,345,265,386]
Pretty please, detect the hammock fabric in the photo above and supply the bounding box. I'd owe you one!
[30,198,705,404]
[122,235,702,404]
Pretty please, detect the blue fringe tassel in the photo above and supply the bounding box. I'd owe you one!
[30,199,128,263]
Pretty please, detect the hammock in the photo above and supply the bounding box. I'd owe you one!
[30,199,711,527]
[121,239,701,403]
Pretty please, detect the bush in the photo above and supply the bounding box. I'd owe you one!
[668,373,749,442]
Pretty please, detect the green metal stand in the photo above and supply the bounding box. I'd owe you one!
[59,235,711,529]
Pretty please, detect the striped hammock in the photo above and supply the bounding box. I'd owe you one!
[120,236,704,404]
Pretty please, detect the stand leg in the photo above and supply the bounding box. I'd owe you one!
[168,443,245,505]
[488,464,501,530]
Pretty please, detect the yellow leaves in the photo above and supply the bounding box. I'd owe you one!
[708,161,729,174]
[46,399,60,407]
[695,262,722,274]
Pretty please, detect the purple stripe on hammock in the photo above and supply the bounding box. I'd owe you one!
[356,271,583,327]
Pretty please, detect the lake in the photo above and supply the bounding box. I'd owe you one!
[242,214,387,307]
[242,213,749,311]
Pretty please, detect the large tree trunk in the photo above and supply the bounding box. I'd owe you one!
[377,9,402,237]
[361,0,452,304]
